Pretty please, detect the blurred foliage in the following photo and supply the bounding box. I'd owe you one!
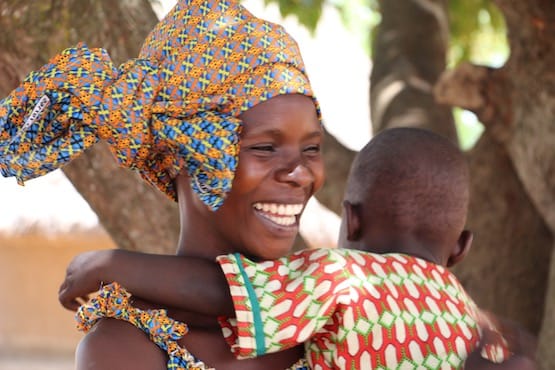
[454,108,485,150]
[263,0,325,33]
[448,0,509,66]
[264,0,508,66]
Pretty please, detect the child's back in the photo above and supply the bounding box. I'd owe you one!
[219,247,504,369]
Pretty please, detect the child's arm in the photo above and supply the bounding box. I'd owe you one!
[58,249,234,316]
[216,249,351,360]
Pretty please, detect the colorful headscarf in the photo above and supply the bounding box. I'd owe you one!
[0,0,318,210]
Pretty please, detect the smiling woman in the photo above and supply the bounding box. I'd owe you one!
[0,0,329,368]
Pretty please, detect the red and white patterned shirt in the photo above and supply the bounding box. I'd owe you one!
[217,248,509,370]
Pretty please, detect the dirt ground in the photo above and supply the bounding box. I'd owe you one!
[0,229,114,369]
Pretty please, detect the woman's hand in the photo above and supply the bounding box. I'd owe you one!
[58,249,115,311]
[480,310,538,360]
[464,310,538,369]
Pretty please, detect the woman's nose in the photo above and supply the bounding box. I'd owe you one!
[276,161,314,187]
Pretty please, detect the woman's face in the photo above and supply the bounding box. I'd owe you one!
[205,94,325,260]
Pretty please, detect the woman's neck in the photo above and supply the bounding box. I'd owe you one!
[175,211,227,258]
[175,175,229,259]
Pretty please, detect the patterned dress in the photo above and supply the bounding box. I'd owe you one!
[217,248,510,370]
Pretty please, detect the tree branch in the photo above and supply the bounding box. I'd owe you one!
[434,62,513,144]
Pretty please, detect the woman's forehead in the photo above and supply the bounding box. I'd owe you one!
[239,94,318,126]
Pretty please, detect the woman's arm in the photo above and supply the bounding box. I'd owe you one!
[464,352,536,369]
[75,317,168,370]
[58,249,234,316]
[464,313,538,370]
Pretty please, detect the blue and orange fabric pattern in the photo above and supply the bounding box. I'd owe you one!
[0,0,318,210]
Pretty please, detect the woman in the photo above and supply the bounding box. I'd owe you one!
[0,0,323,368]
[74,93,324,370]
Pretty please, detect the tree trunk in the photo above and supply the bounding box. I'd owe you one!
[455,133,551,334]
[63,142,180,253]
[371,0,457,141]
[431,0,555,365]
[491,1,555,367]
[317,129,356,214]
[539,240,555,369]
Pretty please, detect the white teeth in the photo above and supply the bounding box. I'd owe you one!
[253,202,304,227]
[266,214,296,226]
[253,203,303,216]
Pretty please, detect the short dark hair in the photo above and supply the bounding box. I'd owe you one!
[345,127,469,245]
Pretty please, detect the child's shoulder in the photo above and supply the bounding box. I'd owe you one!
[297,248,456,279]
[294,248,435,268]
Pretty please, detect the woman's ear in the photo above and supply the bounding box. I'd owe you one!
[446,230,473,267]
[343,200,362,241]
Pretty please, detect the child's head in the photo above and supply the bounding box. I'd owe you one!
[339,127,472,267]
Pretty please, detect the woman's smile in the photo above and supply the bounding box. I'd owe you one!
[253,202,304,227]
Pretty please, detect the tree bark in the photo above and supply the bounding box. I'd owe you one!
[454,134,551,334]
[539,241,555,370]
[490,1,555,367]
[434,61,553,333]
[317,129,356,214]
[496,0,555,233]
[371,0,457,141]
[63,142,180,253]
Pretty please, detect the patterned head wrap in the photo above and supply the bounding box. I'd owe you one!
[0,0,318,210]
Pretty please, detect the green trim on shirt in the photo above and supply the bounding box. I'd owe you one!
[233,253,266,356]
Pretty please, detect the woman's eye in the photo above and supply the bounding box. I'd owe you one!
[304,144,321,154]
[251,144,275,152]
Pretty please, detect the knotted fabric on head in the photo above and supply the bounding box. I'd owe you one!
[0,0,318,210]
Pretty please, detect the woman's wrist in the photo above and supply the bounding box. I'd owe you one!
[96,249,123,286]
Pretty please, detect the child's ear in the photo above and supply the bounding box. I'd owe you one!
[446,230,473,267]
[342,200,362,241]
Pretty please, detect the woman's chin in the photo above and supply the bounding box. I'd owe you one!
[245,238,298,261]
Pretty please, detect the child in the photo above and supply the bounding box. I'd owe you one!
[59,127,535,369]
